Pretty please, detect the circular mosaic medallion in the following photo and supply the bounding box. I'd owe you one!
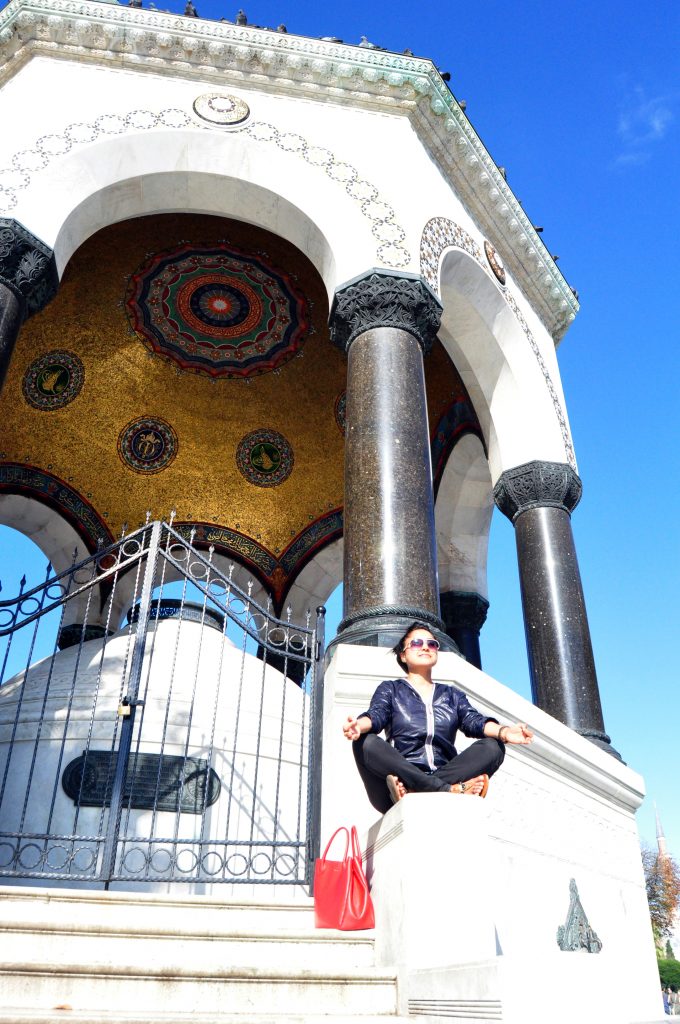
[334,391,346,435]
[236,429,293,488]
[484,240,506,286]
[22,351,84,410]
[118,416,178,474]
[126,243,310,379]
[193,93,250,126]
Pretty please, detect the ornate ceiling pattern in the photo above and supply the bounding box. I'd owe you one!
[1,213,482,609]
[126,242,310,379]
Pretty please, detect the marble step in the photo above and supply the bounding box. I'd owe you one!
[0,1013,412,1024]
[0,884,320,933]
[0,917,375,971]
[0,960,398,1017]
[0,885,392,1017]
[0,883,375,971]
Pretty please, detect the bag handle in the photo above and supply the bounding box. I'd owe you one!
[348,856,371,919]
[350,826,364,866]
[320,826,350,865]
[338,829,371,926]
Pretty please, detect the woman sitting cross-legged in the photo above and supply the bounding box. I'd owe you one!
[343,621,533,812]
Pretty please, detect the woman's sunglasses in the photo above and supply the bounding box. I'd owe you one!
[405,638,440,651]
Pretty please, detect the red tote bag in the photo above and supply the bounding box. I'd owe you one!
[314,826,375,930]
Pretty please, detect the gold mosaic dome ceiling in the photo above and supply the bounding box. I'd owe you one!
[0,214,482,608]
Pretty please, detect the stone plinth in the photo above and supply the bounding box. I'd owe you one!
[366,795,496,970]
[322,642,665,1024]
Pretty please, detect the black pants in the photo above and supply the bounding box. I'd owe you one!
[353,733,506,814]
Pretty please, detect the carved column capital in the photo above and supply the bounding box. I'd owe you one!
[0,218,58,320]
[329,268,442,354]
[493,460,582,523]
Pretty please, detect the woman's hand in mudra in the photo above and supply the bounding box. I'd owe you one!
[503,723,534,745]
[343,716,362,741]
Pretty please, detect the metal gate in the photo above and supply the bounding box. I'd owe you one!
[0,519,325,888]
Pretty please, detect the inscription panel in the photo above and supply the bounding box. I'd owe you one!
[62,750,221,813]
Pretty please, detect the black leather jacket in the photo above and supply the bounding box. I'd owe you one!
[360,678,495,772]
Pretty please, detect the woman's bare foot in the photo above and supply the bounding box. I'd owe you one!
[450,774,487,796]
[386,775,410,803]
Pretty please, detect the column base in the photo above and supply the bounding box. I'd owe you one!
[327,605,458,661]
[578,729,624,762]
[440,590,489,671]
[256,645,306,686]
[57,624,114,651]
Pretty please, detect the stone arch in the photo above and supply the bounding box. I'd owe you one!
[9,114,399,299]
[0,488,113,646]
[0,494,286,645]
[420,219,576,483]
[0,473,112,568]
[281,536,343,625]
[434,432,493,599]
[51,170,338,299]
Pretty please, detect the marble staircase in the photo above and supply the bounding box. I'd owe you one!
[0,885,407,1024]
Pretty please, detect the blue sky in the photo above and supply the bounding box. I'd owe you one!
[1,0,679,856]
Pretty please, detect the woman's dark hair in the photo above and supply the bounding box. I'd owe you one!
[391,621,435,672]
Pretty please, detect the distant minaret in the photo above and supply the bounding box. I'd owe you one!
[656,802,668,860]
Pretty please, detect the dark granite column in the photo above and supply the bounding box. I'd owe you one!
[494,460,620,758]
[0,281,22,392]
[329,269,452,650]
[440,590,489,670]
[0,218,59,391]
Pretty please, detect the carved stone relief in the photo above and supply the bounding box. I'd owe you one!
[557,879,602,953]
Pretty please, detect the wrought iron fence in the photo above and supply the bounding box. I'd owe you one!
[0,519,325,888]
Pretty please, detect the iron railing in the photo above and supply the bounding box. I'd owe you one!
[0,519,325,888]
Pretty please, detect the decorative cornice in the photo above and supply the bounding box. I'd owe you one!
[0,0,578,342]
[329,269,442,354]
[0,217,58,318]
[493,460,582,524]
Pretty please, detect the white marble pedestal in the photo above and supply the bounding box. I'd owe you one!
[322,643,665,1024]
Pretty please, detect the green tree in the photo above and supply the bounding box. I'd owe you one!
[642,845,680,943]
[667,939,675,960]
[658,958,680,990]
